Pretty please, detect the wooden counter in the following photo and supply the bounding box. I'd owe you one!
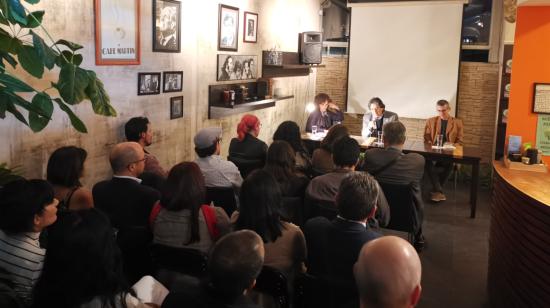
[488,161,550,307]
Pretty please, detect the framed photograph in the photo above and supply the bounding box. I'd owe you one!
[218,4,239,51]
[217,54,258,81]
[137,72,161,95]
[243,12,258,43]
[94,0,140,65]
[533,83,550,114]
[170,96,184,119]
[163,71,183,92]
[153,0,181,52]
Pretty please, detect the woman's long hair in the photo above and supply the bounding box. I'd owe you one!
[236,114,259,141]
[273,121,309,155]
[320,124,349,152]
[264,141,296,183]
[47,146,87,187]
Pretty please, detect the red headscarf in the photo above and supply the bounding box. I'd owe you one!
[237,114,259,141]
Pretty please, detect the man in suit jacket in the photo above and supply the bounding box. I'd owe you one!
[304,172,382,306]
[363,121,426,251]
[361,97,399,138]
[92,142,161,284]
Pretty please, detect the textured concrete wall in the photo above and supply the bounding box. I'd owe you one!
[0,0,320,187]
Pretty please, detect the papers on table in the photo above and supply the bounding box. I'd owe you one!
[132,275,169,305]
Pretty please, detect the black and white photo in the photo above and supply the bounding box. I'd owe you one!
[218,4,239,51]
[163,71,183,92]
[153,0,181,52]
[170,96,184,119]
[138,72,161,95]
[243,12,258,43]
[217,54,258,81]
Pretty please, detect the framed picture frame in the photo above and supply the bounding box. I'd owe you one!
[217,54,258,81]
[533,83,550,114]
[243,12,258,43]
[153,0,181,52]
[218,4,239,51]
[163,71,183,92]
[170,96,184,119]
[137,72,161,95]
[94,0,140,65]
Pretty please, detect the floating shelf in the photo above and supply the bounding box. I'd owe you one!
[209,96,293,119]
[261,51,324,78]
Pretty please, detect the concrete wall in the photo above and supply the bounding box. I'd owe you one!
[0,0,320,187]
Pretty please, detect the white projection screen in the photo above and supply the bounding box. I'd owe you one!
[347,1,465,118]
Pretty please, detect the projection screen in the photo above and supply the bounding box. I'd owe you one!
[347,1,466,118]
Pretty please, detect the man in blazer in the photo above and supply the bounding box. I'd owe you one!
[92,142,161,284]
[361,97,399,138]
[424,99,464,202]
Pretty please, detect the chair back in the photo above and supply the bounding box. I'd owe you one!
[205,186,237,216]
[304,197,337,222]
[281,196,304,226]
[255,266,289,308]
[378,182,416,234]
[228,156,264,178]
[150,244,208,277]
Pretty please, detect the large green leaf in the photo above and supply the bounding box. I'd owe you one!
[23,10,43,28]
[23,0,39,4]
[55,39,83,52]
[31,30,56,69]
[7,0,27,26]
[85,70,116,116]
[28,92,52,132]
[0,29,22,54]
[0,91,7,118]
[0,0,8,25]
[4,90,46,116]
[0,73,34,92]
[0,51,17,69]
[18,45,43,78]
[56,63,88,104]
[5,100,28,125]
[53,98,87,133]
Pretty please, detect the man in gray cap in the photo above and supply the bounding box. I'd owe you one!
[194,127,243,190]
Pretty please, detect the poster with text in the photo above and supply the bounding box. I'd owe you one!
[536,114,550,155]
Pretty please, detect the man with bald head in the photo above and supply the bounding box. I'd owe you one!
[354,236,422,308]
[93,142,161,284]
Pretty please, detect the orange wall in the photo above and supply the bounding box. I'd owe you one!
[507,7,550,165]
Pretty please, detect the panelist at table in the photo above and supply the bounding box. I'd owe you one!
[305,93,344,132]
[361,97,399,138]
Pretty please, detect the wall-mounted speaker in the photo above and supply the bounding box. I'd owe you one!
[299,31,323,64]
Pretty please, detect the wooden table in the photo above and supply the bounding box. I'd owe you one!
[302,134,482,218]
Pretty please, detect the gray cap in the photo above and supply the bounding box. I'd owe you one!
[194,127,222,149]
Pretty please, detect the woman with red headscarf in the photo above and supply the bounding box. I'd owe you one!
[228,114,268,175]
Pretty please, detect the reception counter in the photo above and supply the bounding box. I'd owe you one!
[489,161,550,307]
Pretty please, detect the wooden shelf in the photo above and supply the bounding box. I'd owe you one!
[209,96,293,119]
[261,51,323,78]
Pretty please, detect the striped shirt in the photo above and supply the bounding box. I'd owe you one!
[0,229,45,303]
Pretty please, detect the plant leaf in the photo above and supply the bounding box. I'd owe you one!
[55,50,72,67]
[0,90,7,118]
[23,0,39,4]
[0,29,22,54]
[22,10,43,28]
[53,98,87,133]
[5,99,28,125]
[0,51,17,69]
[31,30,56,69]
[0,0,8,25]
[56,63,88,104]
[18,45,43,78]
[0,73,34,92]
[72,54,82,66]
[85,70,116,116]
[7,0,27,26]
[55,39,83,51]
[28,91,52,132]
[4,90,46,116]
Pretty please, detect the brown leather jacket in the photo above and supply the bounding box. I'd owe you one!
[424,116,464,145]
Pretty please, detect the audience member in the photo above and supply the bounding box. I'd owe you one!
[305,93,344,132]
[152,162,230,253]
[306,136,389,227]
[228,114,268,175]
[354,236,422,308]
[32,209,167,308]
[263,141,309,198]
[0,179,58,305]
[363,121,426,250]
[93,142,161,284]
[125,116,167,178]
[361,97,399,138]
[47,146,93,211]
[311,124,349,174]
[194,127,243,189]
[273,121,312,174]
[162,230,264,308]
[424,99,464,202]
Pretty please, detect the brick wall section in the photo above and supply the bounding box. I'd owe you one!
[316,58,499,162]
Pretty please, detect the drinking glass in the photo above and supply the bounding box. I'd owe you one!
[312,125,318,135]
[435,134,444,148]
[377,131,383,145]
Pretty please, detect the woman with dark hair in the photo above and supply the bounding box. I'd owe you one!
[272,121,312,174]
[311,124,350,174]
[0,179,58,305]
[152,162,230,253]
[219,56,235,80]
[32,209,164,307]
[305,93,344,132]
[263,141,309,198]
[229,114,268,166]
[47,146,93,211]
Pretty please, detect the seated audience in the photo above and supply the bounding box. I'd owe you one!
[47,146,93,211]
[273,121,312,174]
[0,179,58,305]
[93,142,161,284]
[152,162,230,253]
[364,121,426,250]
[305,93,344,132]
[263,141,309,198]
[304,172,381,304]
[194,127,243,189]
[361,97,399,138]
[424,99,464,202]
[306,137,389,227]
[354,236,422,308]
[311,124,349,174]
[32,209,167,308]
[229,114,268,165]
[125,116,167,178]
[162,230,264,308]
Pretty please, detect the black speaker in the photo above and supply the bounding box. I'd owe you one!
[257,80,268,98]
[299,31,322,64]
